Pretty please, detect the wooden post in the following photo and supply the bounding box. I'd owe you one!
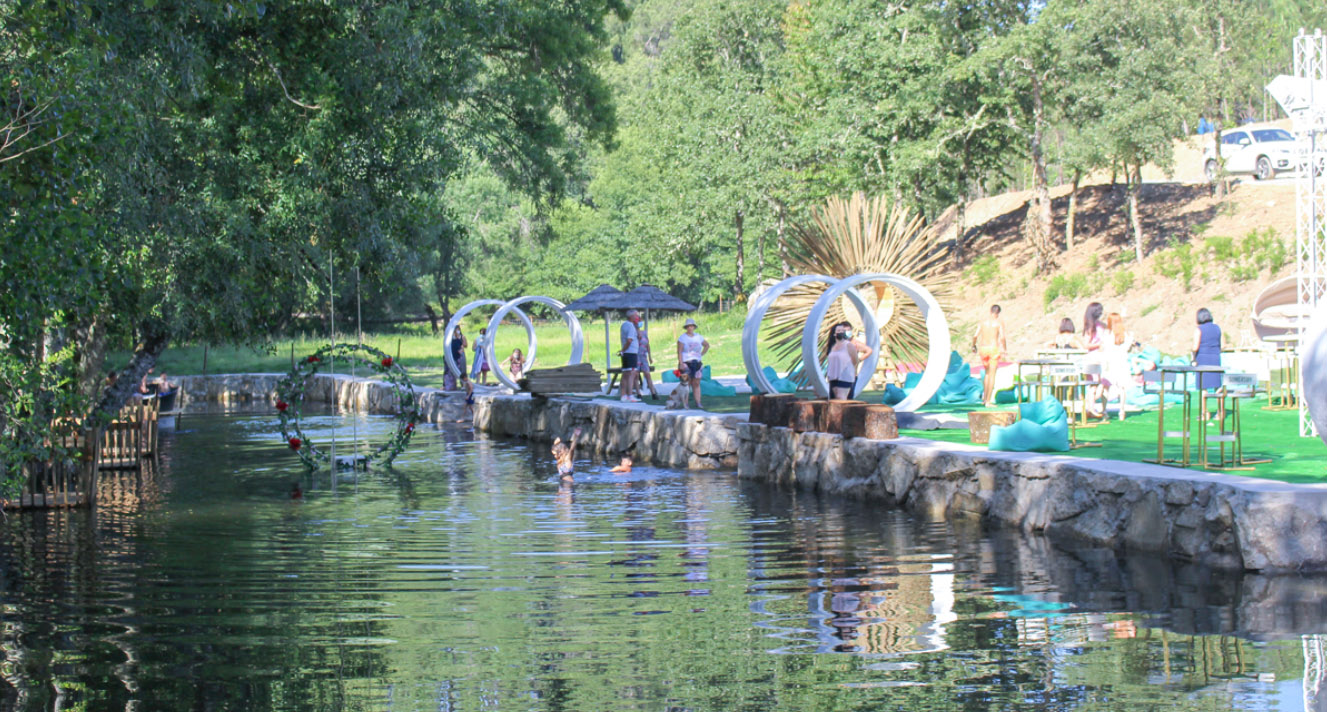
[755,394,799,427]
[202,344,210,374]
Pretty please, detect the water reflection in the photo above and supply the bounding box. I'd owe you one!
[0,407,1324,710]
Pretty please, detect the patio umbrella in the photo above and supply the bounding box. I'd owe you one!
[564,284,628,377]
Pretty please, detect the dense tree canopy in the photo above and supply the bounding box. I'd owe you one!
[3,0,1326,484]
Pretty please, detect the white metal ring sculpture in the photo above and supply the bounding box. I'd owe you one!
[444,300,536,379]
[1302,306,1327,444]
[742,273,949,412]
[742,274,878,395]
[804,273,950,410]
[485,296,585,391]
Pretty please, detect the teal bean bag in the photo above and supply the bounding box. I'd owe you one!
[882,383,907,406]
[699,377,736,397]
[988,397,1070,452]
[662,365,712,382]
[745,366,797,394]
[994,383,1036,404]
[899,351,983,405]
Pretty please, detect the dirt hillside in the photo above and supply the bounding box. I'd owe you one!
[940,179,1297,358]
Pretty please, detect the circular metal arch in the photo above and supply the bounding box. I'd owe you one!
[741,274,877,396]
[485,296,585,392]
[1303,306,1327,445]
[444,300,535,379]
[804,273,950,411]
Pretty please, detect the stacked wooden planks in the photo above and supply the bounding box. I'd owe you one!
[520,364,604,395]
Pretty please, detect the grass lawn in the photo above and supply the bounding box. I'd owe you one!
[118,308,785,380]
[906,397,1327,485]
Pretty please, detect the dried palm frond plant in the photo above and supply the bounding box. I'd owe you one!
[761,192,953,383]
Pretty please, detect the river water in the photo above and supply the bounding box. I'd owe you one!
[2,410,1326,711]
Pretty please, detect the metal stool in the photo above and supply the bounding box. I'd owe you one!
[1199,372,1271,470]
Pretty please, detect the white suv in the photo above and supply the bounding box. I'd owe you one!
[1203,128,1298,181]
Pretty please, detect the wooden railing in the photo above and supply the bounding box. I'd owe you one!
[5,396,162,510]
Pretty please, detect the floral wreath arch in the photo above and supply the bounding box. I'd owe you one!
[275,343,419,469]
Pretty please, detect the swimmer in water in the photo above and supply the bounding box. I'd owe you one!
[551,427,582,481]
[609,454,633,473]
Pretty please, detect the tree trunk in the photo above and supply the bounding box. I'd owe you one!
[1028,73,1055,272]
[775,200,789,276]
[1212,123,1228,198]
[94,321,170,422]
[1066,171,1080,250]
[424,304,440,334]
[953,198,967,266]
[734,209,745,299]
[1127,163,1145,263]
[757,222,765,282]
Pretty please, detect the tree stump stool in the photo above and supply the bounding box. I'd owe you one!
[788,399,828,432]
[760,394,800,427]
[750,393,798,426]
[841,405,898,440]
[968,410,1017,444]
[821,400,866,433]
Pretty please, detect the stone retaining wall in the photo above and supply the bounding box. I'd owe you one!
[475,396,741,469]
[175,373,468,423]
[475,393,1327,573]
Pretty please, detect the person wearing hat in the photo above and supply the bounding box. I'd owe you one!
[676,317,710,409]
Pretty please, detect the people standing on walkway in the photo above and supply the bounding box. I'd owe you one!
[635,322,660,402]
[825,323,870,399]
[1192,307,1223,390]
[676,317,710,409]
[447,325,467,391]
[619,310,643,402]
[971,305,1006,406]
[471,327,490,385]
[1082,302,1109,416]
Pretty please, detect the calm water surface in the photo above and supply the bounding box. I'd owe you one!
[3,409,1327,711]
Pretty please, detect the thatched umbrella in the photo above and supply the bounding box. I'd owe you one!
[565,284,628,376]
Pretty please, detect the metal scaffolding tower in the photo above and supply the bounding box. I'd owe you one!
[1294,30,1327,437]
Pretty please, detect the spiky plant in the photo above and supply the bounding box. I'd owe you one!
[762,192,952,381]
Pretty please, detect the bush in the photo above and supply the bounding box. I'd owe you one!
[1204,235,1236,262]
[1112,269,1135,295]
[1154,241,1197,291]
[967,254,1000,285]
[1043,273,1089,308]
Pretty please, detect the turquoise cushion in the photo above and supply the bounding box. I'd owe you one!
[661,369,679,383]
[746,366,797,394]
[699,378,736,397]
[989,397,1070,452]
[882,384,907,406]
[903,371,922,389]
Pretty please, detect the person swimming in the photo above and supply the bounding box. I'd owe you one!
[551,427,583,481]
[610,453,633,473]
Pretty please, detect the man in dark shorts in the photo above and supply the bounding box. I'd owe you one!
[619,309,643,403]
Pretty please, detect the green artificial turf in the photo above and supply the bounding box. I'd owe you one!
[904,397,1327,485]
[600,389,1327,485]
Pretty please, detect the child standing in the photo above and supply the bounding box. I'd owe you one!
[507,348,525,380]
[551,427,583,482]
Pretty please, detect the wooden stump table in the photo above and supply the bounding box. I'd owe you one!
[841,405,898,440]
[968,410,1017,444]
[820,400,866,433]
[750,393,799,427]
[788,399,828,433]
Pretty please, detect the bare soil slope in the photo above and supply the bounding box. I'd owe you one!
[940,180,1297,358]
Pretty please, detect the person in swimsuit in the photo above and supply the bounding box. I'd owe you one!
[971,305,1006,406]
[507,348,525,381]
[551,427,583,481]
[610,453,633,473]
